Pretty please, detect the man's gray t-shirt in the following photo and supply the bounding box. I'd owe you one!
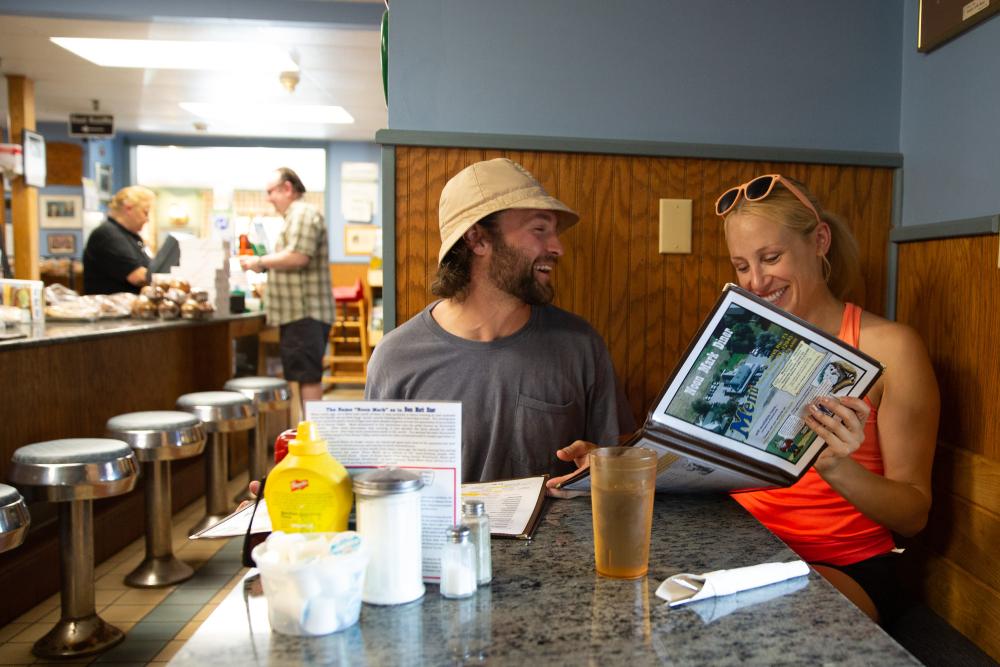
[365,301,636,482]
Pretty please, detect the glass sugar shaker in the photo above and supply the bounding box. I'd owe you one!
[440,524,477,599]
[353,467,425,605]
[462,499,492,585]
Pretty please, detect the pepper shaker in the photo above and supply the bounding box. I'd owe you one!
[462,499,492,585]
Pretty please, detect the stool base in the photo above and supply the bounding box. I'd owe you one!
[125,555,195,588]
[188,512,230,537]
[33,614,124,659]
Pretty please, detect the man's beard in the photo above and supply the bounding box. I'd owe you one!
[487,234,557,306]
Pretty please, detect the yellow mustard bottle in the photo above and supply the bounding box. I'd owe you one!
[264,421,353,532]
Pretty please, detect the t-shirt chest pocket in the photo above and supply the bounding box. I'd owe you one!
[512,394,582,470]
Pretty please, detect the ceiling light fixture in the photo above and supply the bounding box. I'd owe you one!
[51,37,298,71]
[279,70,301,93]
[179,102,354,125]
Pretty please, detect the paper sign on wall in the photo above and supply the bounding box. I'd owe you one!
[341,161,379,222]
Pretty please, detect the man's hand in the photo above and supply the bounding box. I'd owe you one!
[239,255,264,273]
[235,479,261,512]
[545,440,598,495]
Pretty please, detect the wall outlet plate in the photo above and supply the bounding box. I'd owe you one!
[659,199,692,254]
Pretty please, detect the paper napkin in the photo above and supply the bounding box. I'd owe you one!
[655,560,810,607]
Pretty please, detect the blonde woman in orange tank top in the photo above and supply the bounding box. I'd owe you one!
[716,174,940,625]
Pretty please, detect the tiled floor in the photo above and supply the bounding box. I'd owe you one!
[0,386,366,667]
[0,474,252,666]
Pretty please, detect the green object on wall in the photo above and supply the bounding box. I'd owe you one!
[380,9,389,107]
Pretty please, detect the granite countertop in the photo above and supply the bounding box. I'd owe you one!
[0,311,265,351]
[170,495,918,666]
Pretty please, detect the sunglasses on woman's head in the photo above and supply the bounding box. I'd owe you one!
[715,174,822,225]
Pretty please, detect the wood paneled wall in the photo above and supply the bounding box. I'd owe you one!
[393,146,894,423]
[896,234,1000,661]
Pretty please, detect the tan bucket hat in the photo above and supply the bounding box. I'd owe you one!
[437,158,579,265]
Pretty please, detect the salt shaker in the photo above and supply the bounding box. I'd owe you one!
[353,468,425,605]
[462,499,492,585]
[440,525,477,599]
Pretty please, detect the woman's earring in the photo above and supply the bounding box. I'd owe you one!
[821,255,832,283]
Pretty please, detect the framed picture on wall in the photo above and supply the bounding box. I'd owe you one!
[39,194,84,229]
[344,224,379,256]
[918,0,1000,51]
[46,232,77,256]
[95,163,113,200]
[22,130,46,188]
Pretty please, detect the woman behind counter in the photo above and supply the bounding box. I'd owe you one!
[717,174,939,625]
[83,186,156,295]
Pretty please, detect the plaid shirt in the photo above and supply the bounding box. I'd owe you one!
[265,199,334,326]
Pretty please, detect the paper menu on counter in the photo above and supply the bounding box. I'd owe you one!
[190,499,270,539]
[306,400,462,583]
[462,476,547,540]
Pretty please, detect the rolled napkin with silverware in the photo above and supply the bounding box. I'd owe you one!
[655,560,810,607]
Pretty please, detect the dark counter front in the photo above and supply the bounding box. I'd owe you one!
[0,312,266,626]
[171,495,918,666]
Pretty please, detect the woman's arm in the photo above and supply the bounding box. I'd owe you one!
[806,320,939,536]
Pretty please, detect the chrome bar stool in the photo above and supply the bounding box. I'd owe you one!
[8,439,138,659]
[106,411,206,587]
[176,391,256,536]
[0,483,30,553]
[223,376,291,502]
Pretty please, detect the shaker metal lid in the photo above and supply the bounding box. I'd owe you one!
[462,499,485,515]
[446,524,470,542]
[353,467,423,496]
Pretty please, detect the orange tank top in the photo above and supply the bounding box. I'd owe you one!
[732,303,895,566]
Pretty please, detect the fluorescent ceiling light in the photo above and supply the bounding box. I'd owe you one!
[180,102,354,124]
[51,37,298,71]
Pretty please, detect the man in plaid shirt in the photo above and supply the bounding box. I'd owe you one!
[241,167,334,410]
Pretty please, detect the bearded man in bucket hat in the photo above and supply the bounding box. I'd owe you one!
[365,158,634,484]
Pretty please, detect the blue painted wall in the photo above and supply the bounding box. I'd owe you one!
[34,121,111,259]
[0,0,382,27]
[898,2,1000,226]
[326,141,381,263]
[389,1,904,153]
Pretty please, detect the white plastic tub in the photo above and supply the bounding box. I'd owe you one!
[252,531,369,636]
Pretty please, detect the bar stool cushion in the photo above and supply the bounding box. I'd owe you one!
[0,484,31,553]
[176,391,257,433]
[13,438,131,464]
[0,483,20,506]
[9,439,138,502]
[106,411,206,462]
[0,483,29,554]
[333,278,363,302]
[224,377,291,411]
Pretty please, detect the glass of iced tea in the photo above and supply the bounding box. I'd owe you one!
[591,447,657,579]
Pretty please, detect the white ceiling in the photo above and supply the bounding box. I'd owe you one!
[0,13,388,142]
